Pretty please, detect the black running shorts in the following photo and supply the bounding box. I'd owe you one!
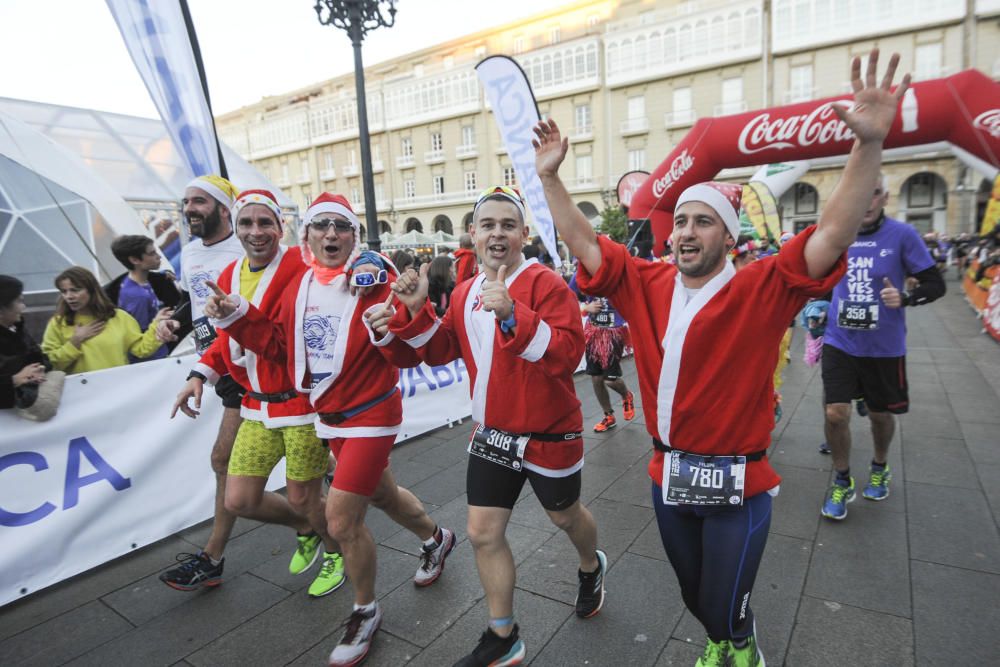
[214,374,247,410]
[821,344,908,414]
[585,354,623,379]
[466,453,581,512]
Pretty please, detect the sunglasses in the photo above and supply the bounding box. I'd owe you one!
[476,185,523,203]
[309,218,354,233]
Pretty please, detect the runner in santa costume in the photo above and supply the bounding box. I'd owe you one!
[532,50,909,667]
[204,193,454,667]
[172,190,345,598]
[386,185,606,667]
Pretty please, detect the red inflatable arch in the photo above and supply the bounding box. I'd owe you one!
[629,69,1000,248]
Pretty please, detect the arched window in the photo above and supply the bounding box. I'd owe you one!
[744,8,760,46]
[678,24,692,61]
[378,220,392,235]
[433,215,453,235]
[664,28,677,63]
[405,217,423,233]
[694,20,708,58]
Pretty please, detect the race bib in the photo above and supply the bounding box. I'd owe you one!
[837,300,879,330]
[590,310,614,328]
[192,316,218,352]
[661,451,746,506]
[468,424,530,471]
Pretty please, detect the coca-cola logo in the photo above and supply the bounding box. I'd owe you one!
[738,103,855,155]
[651,150,694,199]
[973,110,1000,138]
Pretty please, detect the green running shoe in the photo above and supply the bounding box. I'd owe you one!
[862,464,892,501]
[308,552,346,597]
[821,477,855,520]
[695,638,730,667]
[289,532,322,575]
[730,628,766,667]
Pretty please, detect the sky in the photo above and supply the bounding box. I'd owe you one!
[1,0,575,118]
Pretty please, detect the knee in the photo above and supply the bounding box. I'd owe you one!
[326,509,364,544]
[224,490,257,516]
[210,448,230,476]
[466,518,503,552]
[824,404,851,428]
[285,482,316,515]
[369,484,395,511]
[548,506,579,532]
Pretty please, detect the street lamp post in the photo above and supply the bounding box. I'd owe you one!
[314,0,396,253]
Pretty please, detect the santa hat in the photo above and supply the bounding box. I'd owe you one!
[231,189,283,232]
[675,181,743,242]
[186,175,239,208]
[301,193,362,267]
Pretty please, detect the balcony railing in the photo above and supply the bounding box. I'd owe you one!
[664,109,697,128]
[620,117,649,135]
[424,149,445,164]
[319,168,336,180]
[395,190,478,208]
[455,144,478,159]
[713,101,748,116]
[342,164,359,177]
[783,88,818,104]
[396,154,415,169]
[570,125,594,141]
[567,177,598,192]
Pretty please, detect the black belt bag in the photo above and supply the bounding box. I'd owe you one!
[652,438,766,462]
[247,389,298,403]
[319,387,399,426]
[530,431,583,442]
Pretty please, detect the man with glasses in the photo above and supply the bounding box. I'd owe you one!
[386,185,605,667]
[204,193,453,667]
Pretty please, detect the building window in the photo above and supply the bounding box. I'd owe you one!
[576,155,593,182]
[323,150,334,170]
[575,104,592,132]
[401,137,413,157]
[404,179,415,200]
[372,143,381,162]
[915,43,942,80]
[464,171,478,194]
[789,64,813,102]
[550,26,561,45]
[303,191,312,207]
[503,167,517,187]
[720,77,744,114]
[461,125,475,147]
[628,96,645,120]
[300,156,309,179]
[281,161,289,182]
[375,183,385,204]
[348,148,357,167]
[433,175,445,195]
[431,132,443,152]
[674,87,692,115]
[513,36,524,54]
[351,187,361,207]
[628,149,646,171]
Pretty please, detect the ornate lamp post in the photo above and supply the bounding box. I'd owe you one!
[314,0,397,252]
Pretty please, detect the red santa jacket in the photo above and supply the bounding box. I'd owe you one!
[216,267,421,439]
[389,259,585,476]
[453,248,478,284]
[194,245,313,427]
[576,226,846,499]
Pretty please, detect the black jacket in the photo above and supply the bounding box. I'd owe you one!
[0,320,50,409]
[104,271,181,309]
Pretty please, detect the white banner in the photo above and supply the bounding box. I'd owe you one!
[0,356,471,607]
[476,56,562,267]
[106,0,221,177]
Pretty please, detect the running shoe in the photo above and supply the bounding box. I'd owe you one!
[694,638,730,667]
[855,399,869,417]
[289,532,322,575]
[821,477,856,520]
[819,441,831,455]
[414,527,455,587]
[453,624,525,667]
[159,552,223,591]
[575,549,607,618]
[622,391,636,421]
[308,552,346,597]
[730,628,766,667]
[329,605,383,667]
[862,464,892,501]
[593,413,616,433]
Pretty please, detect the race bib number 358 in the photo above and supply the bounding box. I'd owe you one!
[837,300,879,330]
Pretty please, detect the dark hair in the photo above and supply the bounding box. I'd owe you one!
[523,245,540,260]
[427,255,454,288]
[111,235,155,270]
[54,266,117,324]
[475,194,524,224]
[391,250,415,273]
[0,274,23,309]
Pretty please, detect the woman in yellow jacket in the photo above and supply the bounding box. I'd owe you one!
[42,266,167,374]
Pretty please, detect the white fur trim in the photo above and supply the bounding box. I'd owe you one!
[304,202,360,227]
[676,184,740,241]
[186,178,235,208]
[517,319,551,362]
[362,303,397,347]
[192,362,220,386]
[403,319,441,349]
[212,294,250,329]
[314,420,400,439]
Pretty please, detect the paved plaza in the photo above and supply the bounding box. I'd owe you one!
[2,279,999,666]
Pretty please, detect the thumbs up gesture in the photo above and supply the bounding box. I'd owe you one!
[203,280,239,319]
[391,262,430,317]
[481,264,513,321]
[880,276,904,309]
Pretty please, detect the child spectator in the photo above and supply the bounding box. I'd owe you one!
[0,275,50,409]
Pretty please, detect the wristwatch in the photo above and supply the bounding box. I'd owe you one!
[186,370,207,382]
[499,303,517,333]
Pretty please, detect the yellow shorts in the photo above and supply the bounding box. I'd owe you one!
[228,420,328,482]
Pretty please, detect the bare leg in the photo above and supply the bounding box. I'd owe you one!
[868,410,895,465]
[203,407,241,560]
[605,377,629,399]
[370,467,436,541]
[591,375,612,413]
[824,403,853,472]
[326,488,377,605]
[286,477,340,553]
[225,475,312,532]
[546,500,599,572]
[467,506,516,636]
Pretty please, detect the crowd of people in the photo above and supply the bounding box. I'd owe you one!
[4,49,982,667]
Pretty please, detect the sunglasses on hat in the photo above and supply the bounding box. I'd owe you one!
[476,185,524,205]
[309,218,354,233]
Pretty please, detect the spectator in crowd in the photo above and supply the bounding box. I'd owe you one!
[42,267,167,375]
[523,244,540,260]
[391,249,415,274]
[0,275,50,410]
[105,235,181,361]
[453,233,479,283]
[427,255,455,317]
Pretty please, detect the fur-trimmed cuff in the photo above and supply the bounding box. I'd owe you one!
[362,303,396,347]
[192,362,220,386]
[211,295,249,329]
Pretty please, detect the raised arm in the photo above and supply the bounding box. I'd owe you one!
[804,49,910,279]
[533,119,603,276]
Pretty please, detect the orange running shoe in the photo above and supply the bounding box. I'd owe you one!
[593,413,617,432]
[622,391,636,421]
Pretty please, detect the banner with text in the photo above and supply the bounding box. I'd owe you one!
[0,356,471,606]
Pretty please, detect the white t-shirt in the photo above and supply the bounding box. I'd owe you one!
[303,275,351,388]
[179,234,244,351]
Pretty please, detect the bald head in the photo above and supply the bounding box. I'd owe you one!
[459,233,473,249]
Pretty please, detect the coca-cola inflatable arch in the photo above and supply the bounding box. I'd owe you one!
[629,69,1000,248]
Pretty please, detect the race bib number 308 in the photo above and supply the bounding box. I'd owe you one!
[661,451,746,506]
[468,425,529,471]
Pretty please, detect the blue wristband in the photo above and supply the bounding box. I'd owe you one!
[499,303,517,333]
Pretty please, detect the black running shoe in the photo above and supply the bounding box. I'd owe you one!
[159,552,223,591]
[575,549,607,618]
[453,624,525,667]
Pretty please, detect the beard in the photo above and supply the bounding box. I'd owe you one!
[676,241,727,279]
[187,204,223,239]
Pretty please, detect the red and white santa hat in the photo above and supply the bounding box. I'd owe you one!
[230,189,283,231]
[675,181,744,241]
[300,193,362,266]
